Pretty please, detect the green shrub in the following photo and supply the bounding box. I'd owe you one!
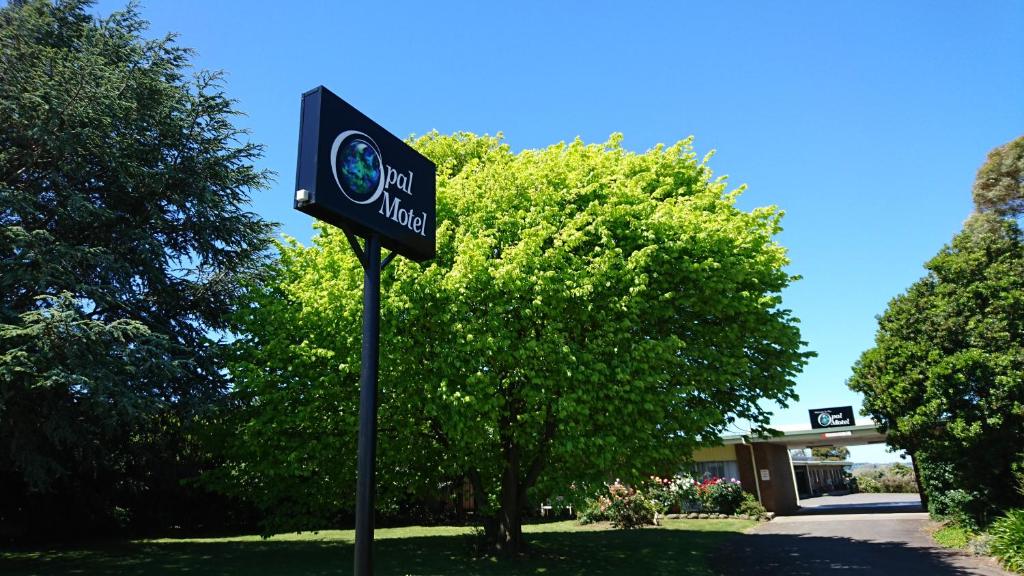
[644,477,676,514]
[577,496,610,525]
[606,482,657,529]
[607,491,658,529]
[700,478,745,514]
[968,533,992,557]
[879,475,918,493]
[674,475,701,512]
[918,457,999,528]
[851,464,917,493]
[578,483,657,529]
[890,463,913,477]
[990,509,1024,573]
[858,477,882,493]
[737,493,768,520]
[644,474,702,513]
[929,489,985,531]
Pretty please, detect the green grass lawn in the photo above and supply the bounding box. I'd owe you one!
[0,518,753,575]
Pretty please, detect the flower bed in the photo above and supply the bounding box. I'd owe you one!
[580,474,761,529]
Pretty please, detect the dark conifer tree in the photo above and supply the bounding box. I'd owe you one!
[0,0,273,538]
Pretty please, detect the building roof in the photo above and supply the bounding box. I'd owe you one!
[720,423,887,449]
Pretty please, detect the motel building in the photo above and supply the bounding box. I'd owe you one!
[691,408,887,514]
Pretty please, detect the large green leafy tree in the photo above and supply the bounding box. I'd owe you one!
[215,133,809,551]
[849,137,1024,526]
[0,1,273,536]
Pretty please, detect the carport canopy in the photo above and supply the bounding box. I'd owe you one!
[720,423,888,449]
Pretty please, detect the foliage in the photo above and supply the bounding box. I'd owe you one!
[605,483,659,529]
[848,138,1024,526]
[0,0,273,538]
[811,447,850,461]
[855,477,881,493]
[990,509,1024,573]
[607,494,659,530]
[967,533,994,557]
[698,477,745,515]
[675,475,701,510]
[973,136,1024,219]
[216,131,810,549]
[645,474,699,513]
[855,475,917,494]
[852,463,918,493]
[890,462,912,476]
[926,484,986,531]
[576,496,610,525]
[879,476,918,493]
[644,476,677,513]
[932,523,976,550]
[736,492,768,520]
[578,482,659,529]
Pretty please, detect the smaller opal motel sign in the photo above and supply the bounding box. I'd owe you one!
[294,85,436,261]
[808,406,856,430]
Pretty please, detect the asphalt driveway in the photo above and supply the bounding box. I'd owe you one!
[713,501,1010,575]
[797,492,923,514]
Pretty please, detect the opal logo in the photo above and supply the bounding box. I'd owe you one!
[817,412,833,427]
[331,131,385,204]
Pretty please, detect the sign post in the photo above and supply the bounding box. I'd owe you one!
[294,86,435,575]
[354,232,380,574]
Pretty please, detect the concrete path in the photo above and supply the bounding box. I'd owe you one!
[796,492,923,515]
[713,510,1011,576]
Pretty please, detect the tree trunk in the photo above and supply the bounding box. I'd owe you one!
[909,452,928,510]
[495,441,526,554]
[466,469,497,542]
[474,399,555,555]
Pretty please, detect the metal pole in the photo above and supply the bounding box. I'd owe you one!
[354,232,381,575]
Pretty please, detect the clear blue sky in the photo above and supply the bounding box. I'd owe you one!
[94,1,1023,462]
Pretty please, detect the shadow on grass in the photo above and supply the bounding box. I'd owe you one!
[712,532,983,576]
[1,527,737,576]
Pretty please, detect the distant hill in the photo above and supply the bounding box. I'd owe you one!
[851,462,886,471]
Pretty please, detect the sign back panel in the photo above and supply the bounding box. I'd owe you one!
[295,86,436,261]
[809,406,856,429]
